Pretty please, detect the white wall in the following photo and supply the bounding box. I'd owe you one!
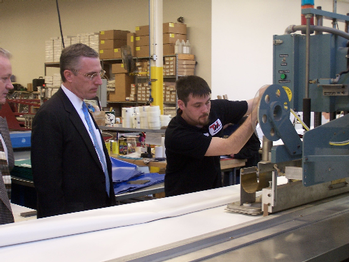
[211,0,349,101]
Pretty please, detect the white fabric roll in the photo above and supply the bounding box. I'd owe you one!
[146,105,160,113]
[122,107,132,128]
[147,110,161,129]
[160,114,171,127]
[140,114,148,129]
[161,136,166,158]
[133,113,140,129]
[155,146,163,158]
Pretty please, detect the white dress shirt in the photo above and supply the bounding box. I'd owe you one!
[61,85,106,162]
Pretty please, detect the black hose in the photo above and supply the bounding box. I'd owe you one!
[56,0,65,48]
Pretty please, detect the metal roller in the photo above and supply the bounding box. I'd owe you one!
[258,84,302,157]
[240,167,272,194]
[258,84,291,141]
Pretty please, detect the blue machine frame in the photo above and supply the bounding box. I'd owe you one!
[259,8,349,187]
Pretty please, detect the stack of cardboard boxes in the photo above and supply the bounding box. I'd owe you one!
[127,32,136,56]
[102,24,192,103]
[45,33,99,63]
[45,40,54,63]
[136,82,151,102]
[135,22,187,57]
[163,22,187,55]
[135,60,150,77]
[99,30,130,60]
[109,63,134,101]
[134,25,150,57]
[163,82,176,104]
[177,54,196,76]
[164,53,196,76]
[129,84,136,102]
[99,29,134,102]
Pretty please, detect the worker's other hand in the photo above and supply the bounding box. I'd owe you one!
[249,84,270,111]
[257,84,269,101]
[250,84,270,129]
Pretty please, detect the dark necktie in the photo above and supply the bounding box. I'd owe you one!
[82,102,110,196]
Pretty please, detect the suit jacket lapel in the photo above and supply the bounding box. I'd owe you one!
[0,117,13,212]
[89,111,111,173]
[58,89,104,171]
[0,118,14,169]
[0,175,11,212]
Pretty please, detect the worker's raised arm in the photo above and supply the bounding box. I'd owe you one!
[205,85,268,156]
[205,109,257,156]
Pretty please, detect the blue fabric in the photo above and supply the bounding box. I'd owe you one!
[82,102,110,195]
[110,157,143,183]
[113,172,165,194]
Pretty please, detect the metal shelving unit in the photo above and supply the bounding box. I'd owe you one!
[99,125,165,134]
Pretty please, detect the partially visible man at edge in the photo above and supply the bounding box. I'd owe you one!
[0,48,15,225]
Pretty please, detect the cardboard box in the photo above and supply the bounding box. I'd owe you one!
[178,64,196,69]
[177,69,195,76]
[99,49,114,59]
[99,30,130,40]
[99,39,127,49]
[178,60,196,65]
[136,45,149,57]
[109,74,134,101]
[135,61,150,76]
[164,56,175,65]
[163,44,175,56]
[135,25,149,36]
[113,48,122,59]
[177,53,195,60]
[163,22,187,35]
[127,33,136,56]
[92,111,106,126]
[135,35,150,46]
[112,63,128,74]
[163,33,186,44]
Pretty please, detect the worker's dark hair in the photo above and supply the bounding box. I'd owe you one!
[60,43,99,82]
[0,48,11,59]
[176,75,211,105]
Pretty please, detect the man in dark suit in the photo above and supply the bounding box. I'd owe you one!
[0,48,15,225]
[31,43,116,218]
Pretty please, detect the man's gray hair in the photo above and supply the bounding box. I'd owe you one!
[0,48,11,59]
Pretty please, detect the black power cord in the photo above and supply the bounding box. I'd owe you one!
[56,0,65,48]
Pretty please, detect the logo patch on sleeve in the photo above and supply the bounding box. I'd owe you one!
[209,119,222,136]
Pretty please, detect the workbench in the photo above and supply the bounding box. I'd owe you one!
[111,155,246,203]
[0,185,255,261]
[2,176,348,261]
[111,154,246,185]
[112,154,246,171]
[11,152,246,208]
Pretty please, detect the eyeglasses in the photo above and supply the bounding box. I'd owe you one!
[72,69,106,81]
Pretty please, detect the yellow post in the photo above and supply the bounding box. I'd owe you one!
[150,66,163,113]
[150,0,164,114]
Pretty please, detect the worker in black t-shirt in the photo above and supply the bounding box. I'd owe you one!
[165,75,267,197]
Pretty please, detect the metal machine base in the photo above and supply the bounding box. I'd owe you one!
[112,193,349,262]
